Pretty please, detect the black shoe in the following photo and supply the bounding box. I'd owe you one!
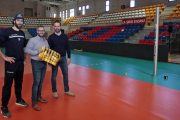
[1,107,11,118]
[16,99,28,107]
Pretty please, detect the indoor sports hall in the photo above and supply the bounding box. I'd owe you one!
[0,0,180,120]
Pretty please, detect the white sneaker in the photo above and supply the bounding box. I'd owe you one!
[53,92,58,98]
[64,91,75,97]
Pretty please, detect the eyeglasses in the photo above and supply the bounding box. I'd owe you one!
[37,30,45,32]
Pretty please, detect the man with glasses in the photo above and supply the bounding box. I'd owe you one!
[25,26,49,111]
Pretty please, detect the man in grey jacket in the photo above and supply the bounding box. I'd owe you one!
[25,26,49,111]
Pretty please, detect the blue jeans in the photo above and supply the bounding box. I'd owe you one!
[51,56,69,92]
[31,60,47,103]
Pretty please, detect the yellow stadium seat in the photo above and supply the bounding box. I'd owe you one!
[146,11,150,14]
[150,14,155,17]
[150,11,154,14]
[166,15,172,19]
[151,16,155,20]
[146,14,150,17]
[170,12,175,15]
[176,11,180,14]
[149,8,153,11]
[172,14,177,18]
[162,6,165,10]
[173,8,178,11]
[149,5,153,8]
[177,4,180,7]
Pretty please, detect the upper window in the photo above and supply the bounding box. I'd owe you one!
[86,5,89,9]
[62,11,64,19]
[70,9,74,17]
[66,10,67,19]
[82,6,85,15]
[106,1,109,11]
[54,14,56,18]
[130,0,135,8]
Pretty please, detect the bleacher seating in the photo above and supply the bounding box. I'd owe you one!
[138,21,180,45]
[0,17,13,25]
[94,9,146,23]
[167,4,180,18]
[72,24,144,43]
[63,17,76,26]
[0,16,61,26]
[0,27,7,34]
[67,4,165,26]
[70,14,99,25]
[28,28,37,37]
[24,17,61,26]
[67,29,84,38]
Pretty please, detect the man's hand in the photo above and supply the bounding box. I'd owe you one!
[67,58,71,65]
[38,49,43,54]
[4,56,16,64]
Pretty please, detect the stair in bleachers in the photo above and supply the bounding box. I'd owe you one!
[167,4,180,18]
[125,29,154,44]
[68,29,84,38]
[138,21,180,45]
[161,6,175,16]
[24,31,33,40]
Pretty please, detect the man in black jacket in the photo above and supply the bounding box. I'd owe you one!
[48,20,75,98]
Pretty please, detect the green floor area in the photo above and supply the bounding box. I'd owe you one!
[1,47,5,54]
[1,47,179,90]
[71,50,180,91]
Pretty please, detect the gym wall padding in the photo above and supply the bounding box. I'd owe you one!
[70,41,169,62]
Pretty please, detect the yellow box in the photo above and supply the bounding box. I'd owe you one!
[38,46,61,66]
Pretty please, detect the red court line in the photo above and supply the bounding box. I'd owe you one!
[0,63,180,120]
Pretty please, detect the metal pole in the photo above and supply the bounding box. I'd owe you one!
[153,7,159,76]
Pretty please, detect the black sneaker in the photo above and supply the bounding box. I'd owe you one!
[1,107,11,118]
[16,99,28,107]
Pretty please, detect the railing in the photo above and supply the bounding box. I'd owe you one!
[160,15,180,53]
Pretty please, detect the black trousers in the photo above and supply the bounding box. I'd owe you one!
[1,61,24,107]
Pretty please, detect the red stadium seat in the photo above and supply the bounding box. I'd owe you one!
[144,40,150,44]
[149,32,155,36]
[139,40,144,44]
[150,40,155,45]
[164,25,169,29]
